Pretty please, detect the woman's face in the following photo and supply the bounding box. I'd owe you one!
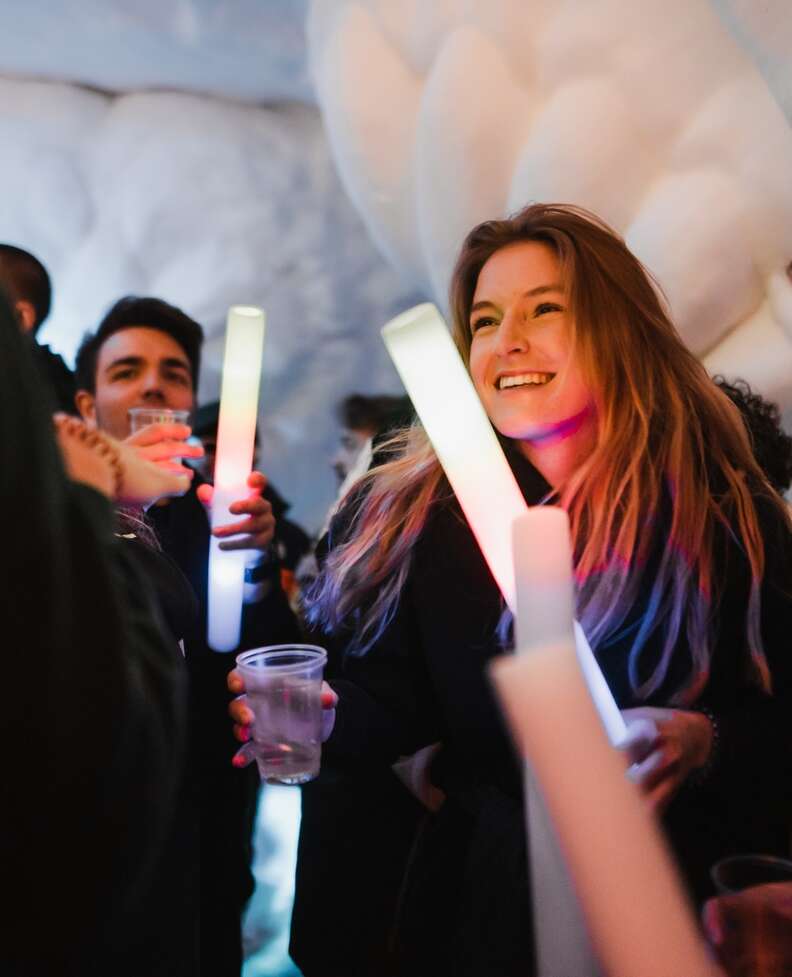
[468,241,593,447]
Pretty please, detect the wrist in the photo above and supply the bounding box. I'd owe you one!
[55,416,124,499]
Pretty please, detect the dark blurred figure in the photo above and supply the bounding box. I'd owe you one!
[332,393,414,485]
[191,399,312,606]
[0,243,76,413]
[0,289,196,976]
[715,377,792,495]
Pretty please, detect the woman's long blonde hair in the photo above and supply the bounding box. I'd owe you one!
[308,203,787,703]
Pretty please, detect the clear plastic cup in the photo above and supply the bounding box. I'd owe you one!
[711,854,792,895]
[235,644,327,785]
[128,407,190,433]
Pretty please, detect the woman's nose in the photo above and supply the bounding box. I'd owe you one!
[495,308,528,356]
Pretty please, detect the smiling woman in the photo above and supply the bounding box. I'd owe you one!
[290,203,792,977]
[467,240,595,484]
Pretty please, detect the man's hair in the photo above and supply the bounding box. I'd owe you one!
[75,296,203,393]
[0,244,52,333]
[337,394,413,436]
[714,377,792,494]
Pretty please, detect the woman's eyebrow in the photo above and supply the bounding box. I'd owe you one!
[470,283,563,315]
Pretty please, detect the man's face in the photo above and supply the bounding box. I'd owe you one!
[76,326,195,439]
[331,428,372,485]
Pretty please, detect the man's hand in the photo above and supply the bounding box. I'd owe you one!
[196,471,275,552]
[620,706,713,814]
[125,422,204,477]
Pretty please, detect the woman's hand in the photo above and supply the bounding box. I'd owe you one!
[620,706,713,814]
[226,669,339,768]
[55,415,192,506]
[114,437,194,506]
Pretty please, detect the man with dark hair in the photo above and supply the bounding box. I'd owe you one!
[0,243,75,412]
[332,393,414,484]
[76,295,302,976]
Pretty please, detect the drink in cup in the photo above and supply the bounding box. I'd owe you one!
[128,407,191,434]
[235,644,327,785]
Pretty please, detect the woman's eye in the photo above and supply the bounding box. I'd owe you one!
[534,303,562,316]
[471,316,496,334]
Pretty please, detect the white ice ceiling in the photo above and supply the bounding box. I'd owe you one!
[1,0,790,528]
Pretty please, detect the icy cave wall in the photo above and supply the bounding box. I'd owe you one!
[309,0,792,424]
[1,0,791,530]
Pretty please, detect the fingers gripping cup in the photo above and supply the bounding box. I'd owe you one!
[235,645,327,785]
[128,407,191,433]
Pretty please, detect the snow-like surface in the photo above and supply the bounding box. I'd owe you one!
[0,79,423,531]
[0,0,314,103]
[309,0,792,418]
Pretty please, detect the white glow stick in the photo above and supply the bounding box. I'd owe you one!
[382,303,624,743]
[207,305,266,652]
[513,507,601,976]
[514,509,627,744]
[381,303,528,607]
[490,648,722,977]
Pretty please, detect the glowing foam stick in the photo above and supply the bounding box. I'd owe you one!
[382,303,526,605]
[382,303,624,743]
[513,507,607,976]
[207,305,266,652]
[514,509,627,744]
[490,648,721,977]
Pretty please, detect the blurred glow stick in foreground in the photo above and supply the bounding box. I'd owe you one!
[208,305,266,652]
[381,302,625,743]
[490,646,722,977]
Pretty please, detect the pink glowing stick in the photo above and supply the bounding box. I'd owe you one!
[490,645,723,977]
[208,305,266,652]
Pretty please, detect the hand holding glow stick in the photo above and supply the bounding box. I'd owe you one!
[207,305,266,652]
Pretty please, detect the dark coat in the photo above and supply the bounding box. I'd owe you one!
[1,295,194,976]
[148,479,302,976]
[292,449,792,977]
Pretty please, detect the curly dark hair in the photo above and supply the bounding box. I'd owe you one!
[715,376,792,494]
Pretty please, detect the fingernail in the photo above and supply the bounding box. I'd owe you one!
[232,753,247,768]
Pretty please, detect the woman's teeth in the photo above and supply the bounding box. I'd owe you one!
[497,372,554,390]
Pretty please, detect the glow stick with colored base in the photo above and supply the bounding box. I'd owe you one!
[381,302,624,742]
[208,305,266,652]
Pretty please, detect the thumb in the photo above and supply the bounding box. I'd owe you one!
[247,470,267,494]
[196,482,214,507]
